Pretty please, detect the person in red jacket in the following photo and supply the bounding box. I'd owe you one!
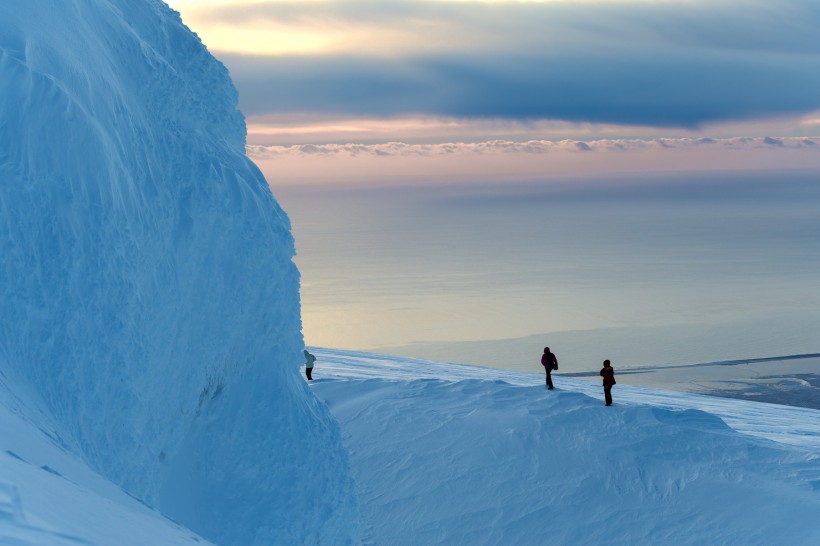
[541,347,558,390]
[600,359,616,406]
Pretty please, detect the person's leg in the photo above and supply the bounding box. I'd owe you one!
[604,386,612,405]
[306,367,313,380]
[546,371,554,389]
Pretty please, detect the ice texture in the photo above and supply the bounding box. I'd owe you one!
[0,1,358,544]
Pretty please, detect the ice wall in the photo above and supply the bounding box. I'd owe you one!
[0,1,357,544]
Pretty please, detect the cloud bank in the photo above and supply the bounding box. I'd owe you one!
[249,136,819,159]
[249,136,820,187]
[193,0,820,128]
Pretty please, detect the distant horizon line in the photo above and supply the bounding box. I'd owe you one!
[563,353,820,377]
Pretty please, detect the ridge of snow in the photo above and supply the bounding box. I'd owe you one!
[312,348,820,450]
[311,348,820,545]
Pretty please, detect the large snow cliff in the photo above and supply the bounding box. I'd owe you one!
[0,0,358,544]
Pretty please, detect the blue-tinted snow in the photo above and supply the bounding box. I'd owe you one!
[311,348,820,545]
[0,1,357,544]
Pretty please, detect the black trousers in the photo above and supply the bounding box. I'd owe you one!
[306,367,313,380]
[546,370,554,389]
[604,386,612,405]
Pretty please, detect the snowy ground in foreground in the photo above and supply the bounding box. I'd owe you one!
[0,371,212,545]
[310,348,820,546]
[2,348,819,545]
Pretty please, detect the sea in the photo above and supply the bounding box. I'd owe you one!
[272,169,820,406]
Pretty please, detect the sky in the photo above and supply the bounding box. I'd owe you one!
[164,0,820,356]
[165,0,820,185]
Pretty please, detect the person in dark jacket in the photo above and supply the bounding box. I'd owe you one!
[600,359,616,406]
[541,347,558,390]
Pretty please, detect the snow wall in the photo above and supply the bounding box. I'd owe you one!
[0,1,358,544]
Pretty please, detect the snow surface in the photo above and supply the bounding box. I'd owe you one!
[3,344,818,544]
[0,1,356,544]
[310,348,820,545]
[0,371,213,545]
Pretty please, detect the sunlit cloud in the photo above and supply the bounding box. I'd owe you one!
[170,0,488,56]
[800,114,820,126]
[168,1,820,134]
[247,116,466,138]
[172,0,820,57]
[244,115,633,146]
[245,112,820,146]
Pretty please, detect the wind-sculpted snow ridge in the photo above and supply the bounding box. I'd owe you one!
[312,348,820,545]
[0,1,357,544]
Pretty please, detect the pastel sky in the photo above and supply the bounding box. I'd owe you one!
[164,1,820,353]
[167,0,820,184]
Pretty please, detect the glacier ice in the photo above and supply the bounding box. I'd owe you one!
[0,0,358,544]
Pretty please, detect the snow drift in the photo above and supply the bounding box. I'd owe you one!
[312,349,820,545]
[3,345,818,545]
[0,1,357,544]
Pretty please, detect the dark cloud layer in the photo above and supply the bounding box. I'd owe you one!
[212,0,820,128]
[225,52,820,127]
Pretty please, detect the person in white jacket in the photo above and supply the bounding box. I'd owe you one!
[303,349,316,381]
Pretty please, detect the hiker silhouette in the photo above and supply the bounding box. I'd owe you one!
[600,359,616,406]
[541,347,558,390]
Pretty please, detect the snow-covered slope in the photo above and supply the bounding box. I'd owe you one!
[311,348,820,545]
[0,1,357,544]
[0,373,214,545]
